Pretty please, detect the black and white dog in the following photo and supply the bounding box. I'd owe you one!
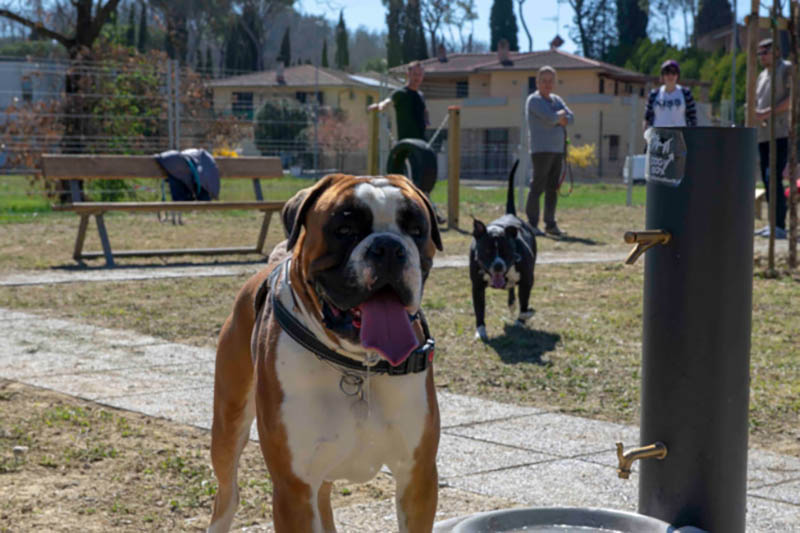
[470,161,537,341]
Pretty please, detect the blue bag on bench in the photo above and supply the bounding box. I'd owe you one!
[155,149,220,201]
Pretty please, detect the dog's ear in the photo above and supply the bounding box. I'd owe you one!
[473,218,487,238]
[395,175,443,251]
[504,225,518,240]
[418,191,443,251]
[286,174,338,250]
[281,187,311,238]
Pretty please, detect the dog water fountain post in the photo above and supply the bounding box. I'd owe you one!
[621,126,756,532]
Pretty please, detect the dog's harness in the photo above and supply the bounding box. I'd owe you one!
[268,258,435,379]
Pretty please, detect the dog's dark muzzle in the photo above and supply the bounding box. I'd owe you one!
[366,235,408,276]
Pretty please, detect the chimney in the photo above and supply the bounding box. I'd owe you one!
[497,38,513,66]
[276,62,286,85]
[550,34,564,50]
[437,43,448,63]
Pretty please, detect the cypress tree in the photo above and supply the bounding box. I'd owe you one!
[321,38,329,67]
[125,3,136,48]
[489,0,519,51]
[696,0,732,36]
[386,0,403,68]
[402,0,427,62]
[335,11,349,70]
[278,27,291,66]
[204,47,213,76]
[137,1,148,53]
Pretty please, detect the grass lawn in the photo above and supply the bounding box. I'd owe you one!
[1,175,798,459]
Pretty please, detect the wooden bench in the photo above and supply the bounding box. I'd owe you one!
[42,154,285,266]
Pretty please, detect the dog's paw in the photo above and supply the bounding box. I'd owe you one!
[475,326,488,342]
[517,310,535,322]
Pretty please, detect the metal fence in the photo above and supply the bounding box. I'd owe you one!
[0,55,529,188]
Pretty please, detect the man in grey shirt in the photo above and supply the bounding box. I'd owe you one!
[525,65,574,236]
[753,38,792,239]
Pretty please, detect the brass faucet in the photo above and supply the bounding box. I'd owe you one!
[615,441,667,479]
[623,230,671,265]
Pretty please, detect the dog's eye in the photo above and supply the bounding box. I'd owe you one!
[407,225,422,238]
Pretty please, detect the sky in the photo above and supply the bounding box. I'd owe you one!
[296,0,780,56]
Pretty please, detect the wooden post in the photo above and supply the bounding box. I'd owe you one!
[745,1,760,128]
[447,106,461,229]
[790,1,799,268]
[367,107,380,175]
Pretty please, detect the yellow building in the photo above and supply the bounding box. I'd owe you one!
[207,64,398,122]
[392,48,710,181]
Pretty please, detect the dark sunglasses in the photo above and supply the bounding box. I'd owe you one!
[662,69,678,75]
[757,49,771,56]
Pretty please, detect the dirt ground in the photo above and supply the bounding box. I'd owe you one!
[0,380,398,532]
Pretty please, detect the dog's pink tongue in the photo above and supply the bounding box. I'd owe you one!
[491,273,506,289]
[359,291,417,367]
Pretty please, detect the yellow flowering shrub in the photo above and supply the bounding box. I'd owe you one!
[213,147,239,158]
[567,143,597,168]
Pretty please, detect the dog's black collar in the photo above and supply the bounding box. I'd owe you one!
[269,259,434,376]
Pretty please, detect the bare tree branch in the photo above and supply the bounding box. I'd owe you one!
[0,8,73,47]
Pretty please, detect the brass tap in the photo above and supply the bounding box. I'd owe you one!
[615,441,668,479]
[624,230,671,265]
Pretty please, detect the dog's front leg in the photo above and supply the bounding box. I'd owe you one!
[472,280,488,341]
[516,263,534,323]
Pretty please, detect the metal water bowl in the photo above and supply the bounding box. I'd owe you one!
[434,507,674,533]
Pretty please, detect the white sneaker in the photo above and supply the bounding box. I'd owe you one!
[754,225,771,237]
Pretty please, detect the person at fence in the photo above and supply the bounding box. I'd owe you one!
[752,38,792,239]
[643,59,697,129]
[525,65,574,237]
[369,60,429,141]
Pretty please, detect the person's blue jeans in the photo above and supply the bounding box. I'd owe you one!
[758,138,788,230]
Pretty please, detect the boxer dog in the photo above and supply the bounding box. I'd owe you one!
[470,161,537,341]
[208,173,442,533]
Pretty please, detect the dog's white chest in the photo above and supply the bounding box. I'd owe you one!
[274,332,429,485]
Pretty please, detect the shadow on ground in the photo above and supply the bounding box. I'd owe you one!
[485,323,560,366]
[544,233,601,246]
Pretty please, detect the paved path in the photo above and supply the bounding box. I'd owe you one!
[0,251,630,287]
[1,308,798,532]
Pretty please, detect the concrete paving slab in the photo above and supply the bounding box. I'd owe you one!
[437,433,554,479]
[749,477,800,506]
[446,458,639,511]
[747,449,800,489]
[27,361,215,400]
[438,391,543,428]
[746,494,800,532]
[446,411,638,459]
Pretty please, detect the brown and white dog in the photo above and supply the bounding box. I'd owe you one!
[208,173,443,533]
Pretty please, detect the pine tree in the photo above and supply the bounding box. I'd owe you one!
[125,3,136,48]
[335,10,349,70]
[489,0,519,51]
[321,38,329,67]
[137,1,148,53]
[386,0,403,68]
[278,27,291,66]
